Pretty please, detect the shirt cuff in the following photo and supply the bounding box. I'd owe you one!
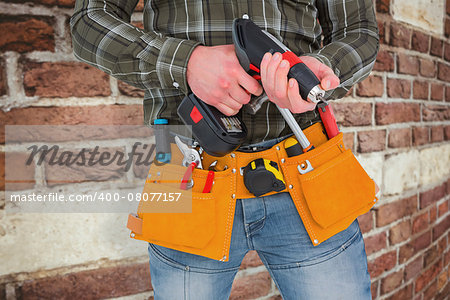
[156,37,202,94]
[302,52,338,76]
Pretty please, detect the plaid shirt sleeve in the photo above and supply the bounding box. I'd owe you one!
[70,0,201,94]
[306,0,379,100]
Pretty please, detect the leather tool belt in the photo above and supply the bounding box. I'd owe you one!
[128,122,378,262]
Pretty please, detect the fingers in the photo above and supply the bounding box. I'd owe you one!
[228,84,251,105]
[215,96,242,116]
[299,55,340,91]
[264,53,282,93]
[287,79,316,113]
[237,72,263,96]
[320,72,340,91]
[274,59,290,107]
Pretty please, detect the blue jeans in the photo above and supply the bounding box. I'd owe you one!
[147,192,371,299]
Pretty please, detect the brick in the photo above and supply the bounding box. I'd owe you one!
[398,54,419,75]
[437,234,447,255]
[430,204,437,223]
[268,296,282,300]
[381,270,403,295]
[240,251,263,269]
[0,15,55,53]
[371,280,378,300]
[433,215,450,241]
[412,212,429,234]
[229,271,271,300]
[415,260,442,292]
[431,126,444,143]
[424,246,439,268]
[364,232,387,255]
[368,251,397,278]
[356,75,383,97]
[344,86,354,97]
[447,178,450,195]
[448,0,450,15]
[405,255,423,281]
[413,80,428,100]
[389,220,411,245]
[435,282,450,300]
[446,18,450,38]
[445,42,450,62]
[375,103,420,125]
[118,81,145,98]
[423,280,438,300]
[342,132,354,151]
[358,210,373,234]
[437,62,450,82]
[376,0,389,13]
[430,83,444,101]
[5,152,35,191]
[388,128,411,148]
[376,195,417,227]
[444,128,450,142]
[419,58,436,78]
[412,127,429,146]
[399,231,431,263]
[3,0,75,7]
[437,270,448,290]
[447,86,450,102]
[378,20,386,44]
[387,78,411,98]
[445,249,450,267]
[373,50,394,71]
[411,31,430,53]
[21,263,152,299]
[23,61,110,97]
[0,152,4,193]
[44,146,127,186]
[423,105,450,122]
[385,284,412,300]
[357,130,386,153]
[430,37,443,57]
[0,105,144,143]
[331,103,372,126]
[438,200,448,217]
[0,59,5,96]
[390,23,411,49]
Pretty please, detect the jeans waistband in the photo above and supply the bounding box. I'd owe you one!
[237,134,292,152]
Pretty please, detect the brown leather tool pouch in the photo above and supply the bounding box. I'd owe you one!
[281,132,378,246]
[129,124,378,261]
[131,146,236,261]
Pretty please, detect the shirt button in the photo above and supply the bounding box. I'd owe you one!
[173,81,180,88]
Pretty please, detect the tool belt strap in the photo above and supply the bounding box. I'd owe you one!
[129,122,378,262]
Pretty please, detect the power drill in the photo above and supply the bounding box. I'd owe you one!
[178,17,339,157]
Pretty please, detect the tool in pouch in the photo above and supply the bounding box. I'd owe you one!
[174,136,202,190]
[243,159,285,197]
[153,118,171,163]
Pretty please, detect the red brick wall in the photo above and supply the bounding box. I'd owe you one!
[0,0,449,299]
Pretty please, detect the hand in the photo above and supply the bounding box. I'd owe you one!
[187,45,263,116]
[259,52,340,113]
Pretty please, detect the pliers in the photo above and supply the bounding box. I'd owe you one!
[175,136,203,169]
[175,136,202,189]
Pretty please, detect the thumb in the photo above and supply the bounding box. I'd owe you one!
[320,73,340,91]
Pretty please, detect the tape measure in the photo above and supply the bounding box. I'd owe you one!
[243,158,286,197]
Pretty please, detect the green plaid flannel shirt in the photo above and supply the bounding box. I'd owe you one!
[70,0,379,144]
